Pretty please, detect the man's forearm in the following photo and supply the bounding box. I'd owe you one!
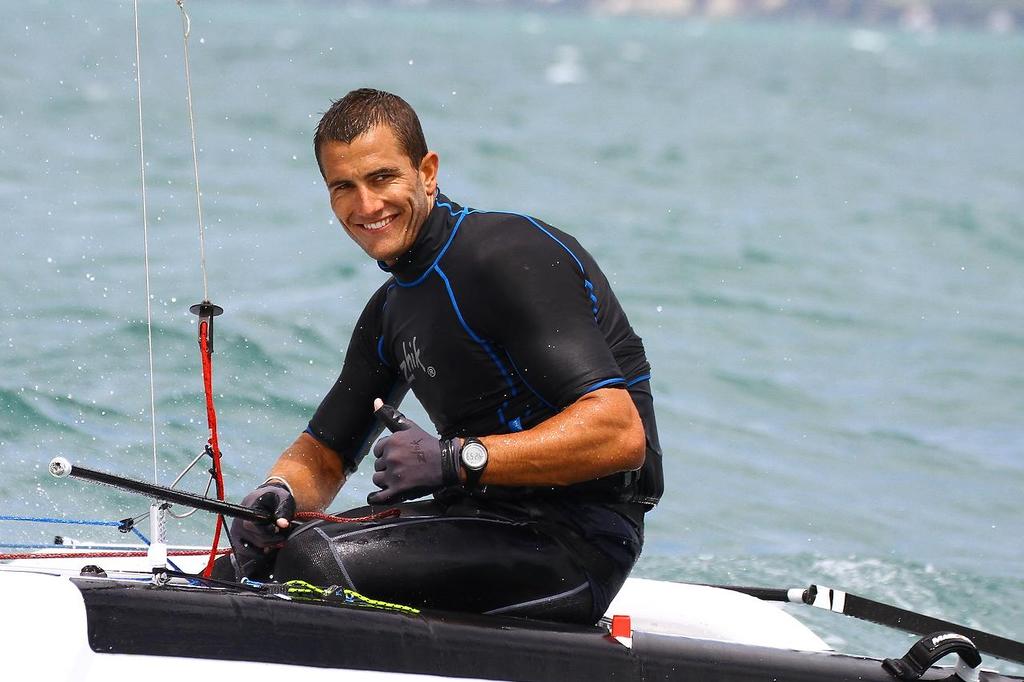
[266,432,346,512]
[477,387,645,487]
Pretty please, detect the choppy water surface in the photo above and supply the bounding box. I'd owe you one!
[1,1,1021,668]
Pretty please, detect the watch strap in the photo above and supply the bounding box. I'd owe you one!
[461,437,487,490]
[439,438,461,487]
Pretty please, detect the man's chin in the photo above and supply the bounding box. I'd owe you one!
[361,244,402,264]
[350,222,415,264]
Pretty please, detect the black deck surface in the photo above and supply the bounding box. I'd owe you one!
[74,578,1021,682]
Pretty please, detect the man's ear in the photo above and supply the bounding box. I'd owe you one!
[419,151,439,195]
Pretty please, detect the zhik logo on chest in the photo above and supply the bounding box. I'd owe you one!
[399,336,436,382]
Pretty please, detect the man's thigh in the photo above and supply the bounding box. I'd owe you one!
[275,502,595,622]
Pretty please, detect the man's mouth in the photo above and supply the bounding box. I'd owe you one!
[361,215,397,231]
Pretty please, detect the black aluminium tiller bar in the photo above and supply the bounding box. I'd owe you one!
[50,459,271,524]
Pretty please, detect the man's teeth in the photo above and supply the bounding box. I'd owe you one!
[364,217,394,231]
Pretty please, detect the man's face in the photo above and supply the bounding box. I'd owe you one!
[320,126,439,265]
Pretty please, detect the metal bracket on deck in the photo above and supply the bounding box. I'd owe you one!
[883,631,982,682]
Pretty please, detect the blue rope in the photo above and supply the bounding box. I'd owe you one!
[1,514,189,574]
[0,515,122,527]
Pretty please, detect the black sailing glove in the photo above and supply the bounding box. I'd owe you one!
[367,402,460,505]
[229,481,296,579]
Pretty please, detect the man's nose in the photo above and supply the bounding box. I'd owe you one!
[354,185,384,215]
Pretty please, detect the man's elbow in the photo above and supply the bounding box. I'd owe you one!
[582,387,647,475]
[619,410,646,472]
[605,392,645,472]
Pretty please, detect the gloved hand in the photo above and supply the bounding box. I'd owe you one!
[367,401,460,505]
[229,481,296,579]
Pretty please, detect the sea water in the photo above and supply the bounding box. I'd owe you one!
[1,0,1021,669]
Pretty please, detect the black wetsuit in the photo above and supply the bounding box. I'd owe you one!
[275,193,664,623]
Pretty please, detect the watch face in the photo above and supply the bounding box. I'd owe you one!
[461,442,488,470]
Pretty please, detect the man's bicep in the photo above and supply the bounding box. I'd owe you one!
[480,249,624,409]
[501,312,624,409]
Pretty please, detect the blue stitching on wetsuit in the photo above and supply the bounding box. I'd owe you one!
[434,264,518,402]
[377,282,397,367]
[466,209,586,274]
[585,377,627,393]
[626,373,651,387]
[394,205,468,288]
[432,267,487,345]
[435,196,459,216]
[503,349,556,411]
[466,209,600,322]
[584,280,599,317]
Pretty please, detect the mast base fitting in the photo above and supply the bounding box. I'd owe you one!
[190,300,224,353]
[189,301,224,318]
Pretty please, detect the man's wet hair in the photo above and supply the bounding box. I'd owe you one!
[313,88,428,176]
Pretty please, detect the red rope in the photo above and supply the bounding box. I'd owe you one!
[295,508,401,524]
[0,548,232,562]
[198,320,226,577]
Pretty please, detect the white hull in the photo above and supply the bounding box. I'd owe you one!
[0,549,827,680]
[1,550,1016,682]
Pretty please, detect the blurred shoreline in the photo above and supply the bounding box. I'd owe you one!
[442,0,1022,33]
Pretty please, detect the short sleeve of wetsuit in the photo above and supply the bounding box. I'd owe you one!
[306,283,408,474]
[467,215,625,409]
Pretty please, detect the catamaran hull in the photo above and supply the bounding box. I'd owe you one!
[1,565,1019,682]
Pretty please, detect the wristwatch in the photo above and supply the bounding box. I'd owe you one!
[459,437,488,490]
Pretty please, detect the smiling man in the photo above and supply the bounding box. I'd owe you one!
[226,89,664,624]
[320,123,435,264]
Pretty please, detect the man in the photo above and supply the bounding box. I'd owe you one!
[227,88,663,624]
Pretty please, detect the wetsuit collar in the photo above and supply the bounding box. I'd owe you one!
[378,191,461,284]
